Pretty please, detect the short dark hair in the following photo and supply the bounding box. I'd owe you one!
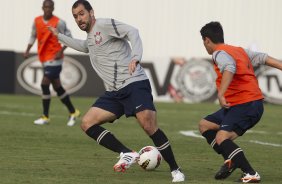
[43,0,54,7]
[200,21,224,43]
[72,0,93,12]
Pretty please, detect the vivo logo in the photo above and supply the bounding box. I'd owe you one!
[17,56,87,95]
[256,66,282,104]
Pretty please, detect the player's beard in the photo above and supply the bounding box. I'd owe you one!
[78,21,91,32]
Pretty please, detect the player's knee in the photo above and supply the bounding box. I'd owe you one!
[141,119,158,135]
[215,136,226,145]
[54,86,66,96]
[80,115,99,132]
[41,84,50,95]
[81,116,91,131]
[199,119,208,134]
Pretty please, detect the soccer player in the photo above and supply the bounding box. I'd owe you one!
[199,21,282,183]
[24,0,80,126]
[48,0,185,182]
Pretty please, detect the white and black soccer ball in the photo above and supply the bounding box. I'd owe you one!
[137,146,162,171]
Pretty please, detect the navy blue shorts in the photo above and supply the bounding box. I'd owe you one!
[93,80,156,119]
[204,100,264,136]
[43,65,62,80]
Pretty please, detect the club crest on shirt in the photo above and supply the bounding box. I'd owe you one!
[94,32,102,44]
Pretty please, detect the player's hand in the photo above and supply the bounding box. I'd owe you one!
[54,51,63,60]
[48,26,59,37]
[218,95,230,108]
[23,51,29,59]
[129,59,139,75]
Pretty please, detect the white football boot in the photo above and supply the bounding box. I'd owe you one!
[171,168,185,182]
[34,115,50,125]
[241,172,261,183]
[67,109,80,126]
[113,151,140,172]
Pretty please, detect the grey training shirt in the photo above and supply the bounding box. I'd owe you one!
[58,18,148,91]
[212,49,268,73]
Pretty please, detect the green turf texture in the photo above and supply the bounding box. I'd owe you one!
[0,94,281,184]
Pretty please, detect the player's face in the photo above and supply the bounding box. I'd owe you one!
[42,1,54,19]
[203,37,213,55]
[72,4,93,32]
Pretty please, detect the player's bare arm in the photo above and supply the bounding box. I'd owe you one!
[218,70,233,108]
[265,56,282,70]
[23,44,33,59]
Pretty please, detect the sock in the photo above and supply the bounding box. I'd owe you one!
[202,130,227,159]
[86,125,131,153]
[55,86,75,113]
[41,84,51,117]
[150,129,179,171]
[220,139,255,174]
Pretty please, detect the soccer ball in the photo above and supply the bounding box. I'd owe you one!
[137,146,162,170]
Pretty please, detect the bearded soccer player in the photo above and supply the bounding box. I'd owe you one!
[24,0,80,126]
[48,0,185,182]
[199,21,282,183]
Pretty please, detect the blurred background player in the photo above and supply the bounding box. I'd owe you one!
[48,0,185,182]
[199,21,282,183]
[24,0,80,126]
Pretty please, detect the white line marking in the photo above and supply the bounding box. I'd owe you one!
[179,130,204,139]
[0,111,35,116]
[0,110,64,118]
[246,130,267,134]
[249,140,282,147]
[180,130,282,148]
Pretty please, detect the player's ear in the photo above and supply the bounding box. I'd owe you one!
[205,37,211,44]
[90,10,94,17]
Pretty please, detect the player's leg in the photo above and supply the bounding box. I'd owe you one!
[199,108,238,180]
[81,95,138,172]
[136,110,185,182]
[215,100,263,182]
[81,106,132,153]
[136,110,179,170]
[199,108,226,158]
[124,80,184,182]
[50,65,79,126]
[34,73,51,125]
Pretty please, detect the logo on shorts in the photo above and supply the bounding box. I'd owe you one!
[95,32,103,44]
[136,104,143,109]
[17,56,87,95]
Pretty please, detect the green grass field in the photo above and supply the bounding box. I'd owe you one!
[0,94,281,184]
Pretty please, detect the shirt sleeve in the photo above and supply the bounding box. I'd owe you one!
[57,19,72,38]
[244,49,268,67]
[104,19,143,62]
[58,33,89,53]
[212,50,236,73]
[28,22,37,45]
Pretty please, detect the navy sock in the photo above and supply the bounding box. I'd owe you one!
[41,84,51,117]
[202,130,227,159]
[86,125,131,153]
[220,139,255,174]
[150,129,179,171]
[55,86,75,113]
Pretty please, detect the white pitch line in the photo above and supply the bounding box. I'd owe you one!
[179,130,204,139]
[0,110,65,118]
[249,140,282,147]
[180,130,282,148]
[0,111,35,116]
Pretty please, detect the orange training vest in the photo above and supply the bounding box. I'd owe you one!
[34,15,62,62]
[213,44,263,106]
